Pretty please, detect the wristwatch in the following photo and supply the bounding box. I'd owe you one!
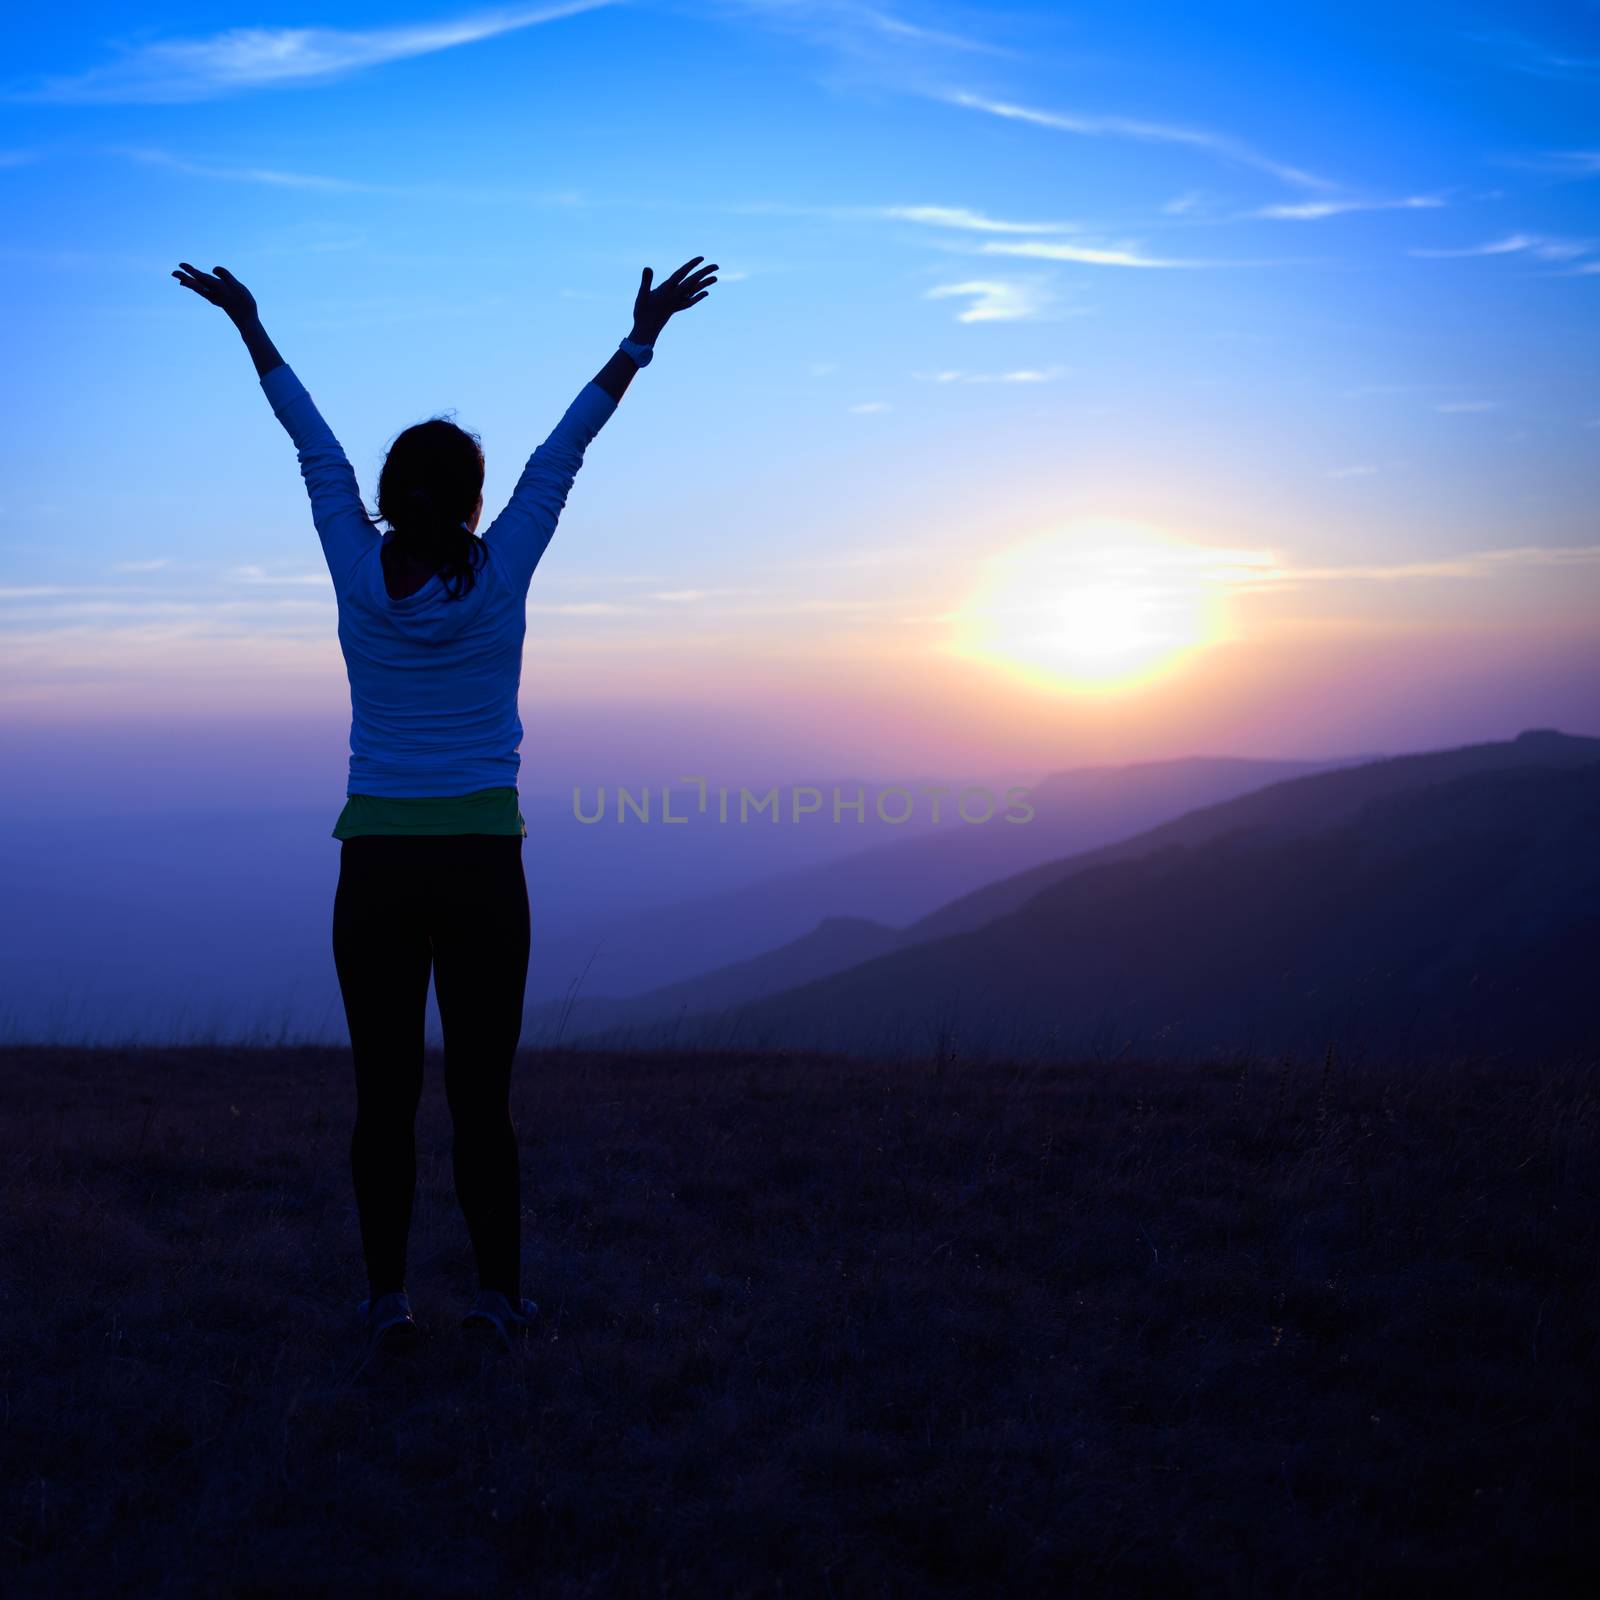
[618,336,654,368]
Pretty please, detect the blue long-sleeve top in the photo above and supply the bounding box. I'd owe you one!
[260,361,618,798]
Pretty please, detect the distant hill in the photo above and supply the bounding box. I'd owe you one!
[908,728,1600,943]
[527,753,1345,1010]
[574,732,1600,1061]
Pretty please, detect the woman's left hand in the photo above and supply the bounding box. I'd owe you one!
[632,257,718,343]
[172,262,259,324]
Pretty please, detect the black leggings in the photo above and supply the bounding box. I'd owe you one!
[332,833,531,1302]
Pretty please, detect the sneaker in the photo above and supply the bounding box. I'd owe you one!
[355,1290,421,1365]
[461,1289,538,1352]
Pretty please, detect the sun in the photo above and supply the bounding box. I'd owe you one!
[950,522,1249,694]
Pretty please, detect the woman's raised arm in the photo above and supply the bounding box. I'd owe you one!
[484,256,718,592]
[173,262,375,594]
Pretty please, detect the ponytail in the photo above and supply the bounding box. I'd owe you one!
[395,485,484,600]
[372,416,487,601]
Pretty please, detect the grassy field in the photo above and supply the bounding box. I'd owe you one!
[2,1041,1595,1596]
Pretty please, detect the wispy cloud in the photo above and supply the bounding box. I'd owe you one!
[1410,233,1592,261]
[914,366,1065,383]
[976,239,1197,269]
[526,601,636,616]
[1134,543,1600,596]
[532,571,675,589]
[110,557,173,573]
[958,541,1600,636]
[937,89,1338,191]
[1340,383,1457,398]
[1464,30,1600,82]
[848,401,891,413]
[6,1,615,105]
[1500,149,1600,179]
[924,280,1049,322]
[228,564,330,586]
[1325,464,1380,479]
[1275,545,1600,584]
[1254,194,1446,220]
[111,143,589,211]
[851,5,1012,57]
[876,203,1083,234]
[113,146,396,193]
[0,587,339,626]
[806,545,921,571]
[721,198,1086,234]
[544,593,899,621]
[1343,386,1512,416]
[725,0,1016,64]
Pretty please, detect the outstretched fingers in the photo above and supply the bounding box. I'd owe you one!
[663,255,705,288]
[677,265,717,307]
[172,262,220,301]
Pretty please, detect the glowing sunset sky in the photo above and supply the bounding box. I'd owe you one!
[3,1,1598,804]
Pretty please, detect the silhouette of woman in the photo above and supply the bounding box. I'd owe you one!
[174,256,718,1364]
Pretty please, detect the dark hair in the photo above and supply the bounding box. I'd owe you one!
[371,416,486,600]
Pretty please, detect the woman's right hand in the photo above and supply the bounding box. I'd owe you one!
[632,256,718,342]
[173,263,260,325]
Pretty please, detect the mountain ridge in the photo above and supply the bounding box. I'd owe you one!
[560,731,1600,1060]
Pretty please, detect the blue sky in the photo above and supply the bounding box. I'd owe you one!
[2,0,1598,790]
